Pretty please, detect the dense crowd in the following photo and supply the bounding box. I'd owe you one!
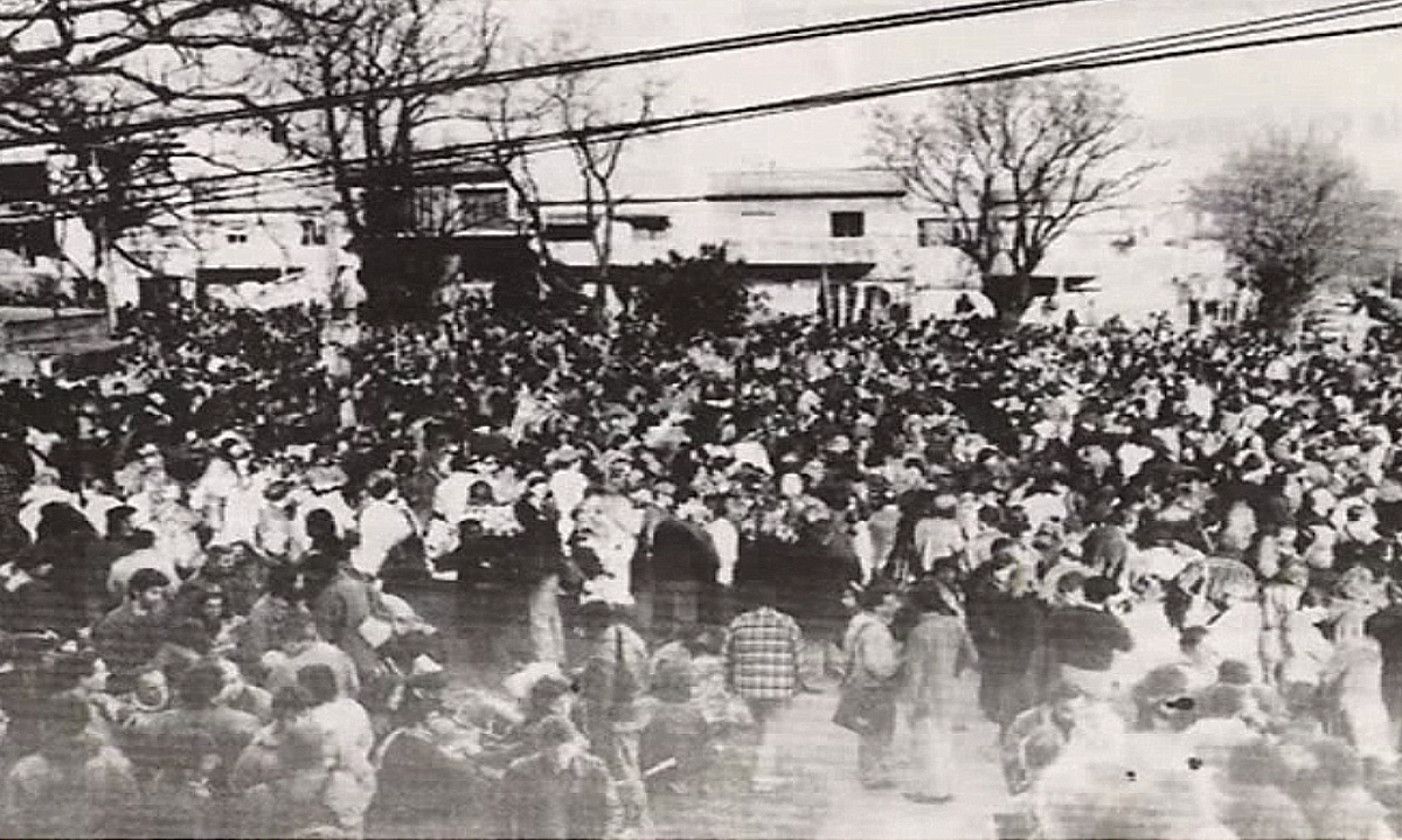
[4,294,1402,837]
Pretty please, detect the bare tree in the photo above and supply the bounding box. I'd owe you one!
[468,34,662,313]
[0,0,314,306]
[1191,131,1394,331]
[871,74,1157,325]
[551,68,663,309]
[253,0,500,321]
[471,38,568,302]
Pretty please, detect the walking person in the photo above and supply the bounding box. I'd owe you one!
[724,580,803,793]
[575,597,653,837]
[835,580,902,789]
[901,572,978,804]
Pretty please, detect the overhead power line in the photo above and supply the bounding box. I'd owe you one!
[0,0,1111,152]
[4,0,1402,224]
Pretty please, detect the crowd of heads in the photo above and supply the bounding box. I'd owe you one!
[1,293,1402,836]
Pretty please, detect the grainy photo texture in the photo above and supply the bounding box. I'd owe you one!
[0,1,1401,837]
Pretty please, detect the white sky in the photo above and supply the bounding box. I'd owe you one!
[480,0,1402,204]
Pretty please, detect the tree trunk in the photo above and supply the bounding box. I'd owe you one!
[358,237,438,324]
[982,273,1033,328]
[1251,275,1317,338]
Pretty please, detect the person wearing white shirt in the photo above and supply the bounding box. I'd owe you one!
[704,498,741,589]
[292,468,356,557]
[298,662,376,797]
[549,450,589,542]
[351,472,417,580]
[80,478,124,538]
[18,469,79,540]
[431,453,476,525]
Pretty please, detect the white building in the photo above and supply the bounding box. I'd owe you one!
[544,167,1231,323]
[548,168,933,319]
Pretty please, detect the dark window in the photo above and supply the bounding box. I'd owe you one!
[454,187,510,228]
[917,218,944,247]
[830,211,864,238]
[300,219,326,246]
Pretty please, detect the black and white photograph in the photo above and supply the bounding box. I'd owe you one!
[3,0,1402,837]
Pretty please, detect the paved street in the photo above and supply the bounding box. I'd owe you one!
[408,584,1013,838]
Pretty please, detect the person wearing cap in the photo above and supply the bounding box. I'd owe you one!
[500,714,617,840]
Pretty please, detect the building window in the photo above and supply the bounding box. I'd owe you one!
[917,218,945,247]
[226,230,248,244]
[453,187,510,228]
[300,218,327,246]
[628,215,670,241]
[830,211,864,238]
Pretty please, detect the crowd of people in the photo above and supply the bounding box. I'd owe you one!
[3,293,1402,837]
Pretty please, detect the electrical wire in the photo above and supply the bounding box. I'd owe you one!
[0,0,1113,151]
[13,0,1401,220]
[3,1,1401,224]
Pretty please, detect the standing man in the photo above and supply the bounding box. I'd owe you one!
[704,494,742,626]
[839,580,902,790]
[516,473,566,663]
[575,598,652,838]
[901,573,978,804]
[724,581,803,793]
[649,513,719,643]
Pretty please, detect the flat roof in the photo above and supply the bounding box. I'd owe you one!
[0,306,105,323]
[706,169,904,201]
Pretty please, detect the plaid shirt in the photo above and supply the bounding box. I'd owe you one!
[724,607,802,701]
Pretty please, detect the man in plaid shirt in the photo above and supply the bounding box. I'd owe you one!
[724,582,803,793]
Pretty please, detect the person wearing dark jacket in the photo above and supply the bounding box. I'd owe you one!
[965,542,1047,730]
[1044,573,1133,699]
[92,568,171,694]
[648,516,719,643]
[501,715,618,840]
[515,474,566,663]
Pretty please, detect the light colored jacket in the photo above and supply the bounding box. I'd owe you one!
[902,612,977,720]
[842,611,899,690]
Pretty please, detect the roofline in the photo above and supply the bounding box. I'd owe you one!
[195,205,329,215]
[704,190,906,201]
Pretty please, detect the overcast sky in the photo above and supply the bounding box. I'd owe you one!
[480,0,1402,204]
